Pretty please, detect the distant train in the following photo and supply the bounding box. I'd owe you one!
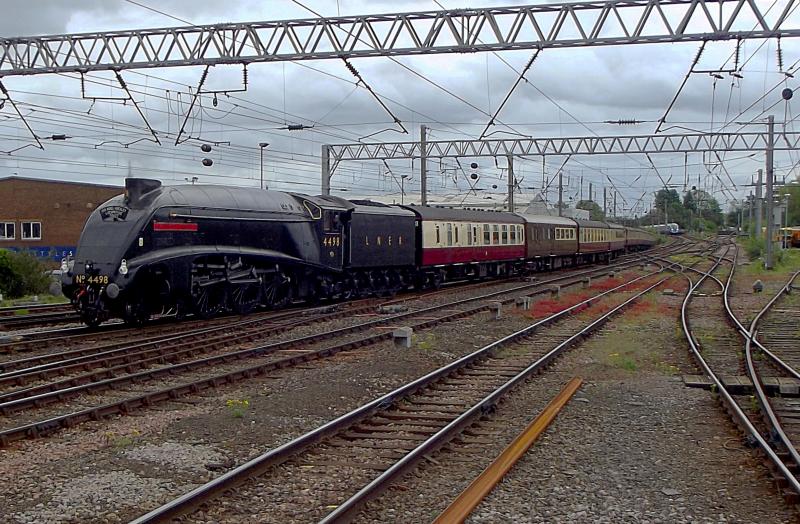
[61,178,657,326]
[647,223,683,235]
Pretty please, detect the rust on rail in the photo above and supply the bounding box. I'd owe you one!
[433,376,583,524]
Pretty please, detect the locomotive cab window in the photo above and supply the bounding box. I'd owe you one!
[302,200,322,220]
[0,222,14,240]
[21,222,41,240]
[323,211,339,232]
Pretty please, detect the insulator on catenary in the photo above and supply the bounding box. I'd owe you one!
[604,119,642,125]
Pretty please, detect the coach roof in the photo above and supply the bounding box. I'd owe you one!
[401,205,524,223]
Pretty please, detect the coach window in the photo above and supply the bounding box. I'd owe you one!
[483,224,490,245]
[446,223,453,246]
[435,224,441,245]
[492,225,500,245]
[473,225,479,245]
[21,222,41,240]
[455,225,460,245]
[510,225,517,244]
[0,222,14,240]
[501,225,508,244]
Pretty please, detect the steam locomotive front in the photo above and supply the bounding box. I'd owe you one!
[61,179,160,326]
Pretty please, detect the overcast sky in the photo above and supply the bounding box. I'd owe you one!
[1,0,800,215]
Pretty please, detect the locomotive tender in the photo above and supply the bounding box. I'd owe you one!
[61,178,655,327]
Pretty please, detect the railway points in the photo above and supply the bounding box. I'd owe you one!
[2,0,800,521]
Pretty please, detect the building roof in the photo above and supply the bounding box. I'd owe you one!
[0,175,122,190]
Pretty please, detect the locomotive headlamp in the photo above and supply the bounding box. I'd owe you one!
[119,259,129,276]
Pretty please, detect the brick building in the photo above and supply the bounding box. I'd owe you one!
[0,176,122,262]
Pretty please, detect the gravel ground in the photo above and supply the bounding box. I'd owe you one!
[0,272,662,523]
[353,274,798,523]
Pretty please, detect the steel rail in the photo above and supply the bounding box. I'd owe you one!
[0,300,377,381]
[0,256,668,411]
[0,242,680,353]
[0,303,71,317]
[740,271,800,470]
[432,377,583,523]
[680,246,800,495]
[0,311,79,330]
[0,260,671,444]
[130,267,676,523]
[321,271,687,523]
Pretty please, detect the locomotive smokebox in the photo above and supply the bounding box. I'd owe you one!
[125,178,162,208]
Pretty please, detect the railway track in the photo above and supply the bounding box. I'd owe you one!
[0,248,684,446]
[0,302,72,318]
[0,244,683,350]
[129,257,680,523]
[681,244,800,502]
[0,310,80,331]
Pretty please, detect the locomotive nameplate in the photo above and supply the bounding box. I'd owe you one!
[74,274,109,285]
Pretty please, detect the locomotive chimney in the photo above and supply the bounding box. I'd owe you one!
[125,178,162,208]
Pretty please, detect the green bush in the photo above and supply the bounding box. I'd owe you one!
[0,250,50,299]
[743,237,764,260]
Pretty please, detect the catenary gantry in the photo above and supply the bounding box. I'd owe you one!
[1,0,799,76]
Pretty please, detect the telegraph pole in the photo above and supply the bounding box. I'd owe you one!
[420,125,428,206]
[603,186,607,216]
[765,116,775,269]
[613,191,617,218]
[588,182,593,202]
[558,171,564,217]
[507,154,515,213]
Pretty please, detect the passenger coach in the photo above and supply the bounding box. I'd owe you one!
[403,206,525,285]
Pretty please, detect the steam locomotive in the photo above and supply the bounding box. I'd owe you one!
[61,178,655,327]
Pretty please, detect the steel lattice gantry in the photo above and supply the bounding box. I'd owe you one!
[1,0,799,76]
[321,130,800,193]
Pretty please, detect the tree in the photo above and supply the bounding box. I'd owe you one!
[576,200,605,221]
[781,182,800,226]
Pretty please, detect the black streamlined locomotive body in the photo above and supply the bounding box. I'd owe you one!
[62,178,656,327]
[62,179,418,326]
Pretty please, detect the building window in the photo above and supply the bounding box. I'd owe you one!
[21,221,41,240]
[0,222,14,240]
